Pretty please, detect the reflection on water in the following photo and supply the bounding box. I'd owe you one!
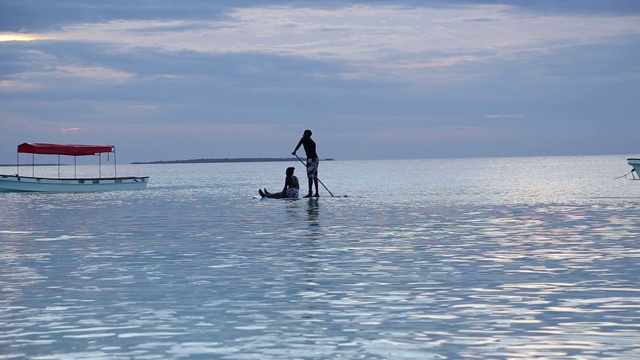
[1,158,640,359]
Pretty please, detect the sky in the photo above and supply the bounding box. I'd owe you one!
[1,0,640,163]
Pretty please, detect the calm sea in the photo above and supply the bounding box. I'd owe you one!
[1,155,639,359]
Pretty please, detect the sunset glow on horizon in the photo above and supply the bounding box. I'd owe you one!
[0,33,34,42]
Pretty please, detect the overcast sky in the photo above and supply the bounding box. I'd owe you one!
[1,0,639,163]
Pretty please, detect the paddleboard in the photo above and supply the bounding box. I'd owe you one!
[254,195,347,199]
[254,196,300,200]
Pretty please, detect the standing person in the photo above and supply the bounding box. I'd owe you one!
[259,167,299,199]
[292,129,319,198]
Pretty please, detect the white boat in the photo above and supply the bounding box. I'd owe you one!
[0,143,149,192]
[628,158,640,179]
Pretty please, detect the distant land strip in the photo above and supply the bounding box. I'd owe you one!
[0,163,66,167]
[130,157,334,165]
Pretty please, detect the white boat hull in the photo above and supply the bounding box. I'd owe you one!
[0,174,149,192]
[628,158,640,175]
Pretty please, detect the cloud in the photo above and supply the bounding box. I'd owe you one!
[370,125,517,142]
[484,114,525,119]
[60,127,82,133]
[1,64,135,94]
[0,79,41,92]
[53,65,135,82]
[17,4,640,84]
[132,105,159,111]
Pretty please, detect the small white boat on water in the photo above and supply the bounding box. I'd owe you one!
[627,158,640,179]
[0,143,149,192]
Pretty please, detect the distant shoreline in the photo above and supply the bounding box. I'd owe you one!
[0,164,65,167]
[0,158,335,166]
[130,157,334,165]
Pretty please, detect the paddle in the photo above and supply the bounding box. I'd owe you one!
[294,154,335,197]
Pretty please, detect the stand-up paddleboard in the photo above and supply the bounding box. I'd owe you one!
[255,196,301,200]
[253,195,302,200]
[253,194,348,199]
[256,186,347,199]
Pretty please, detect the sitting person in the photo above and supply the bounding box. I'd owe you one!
[259,167,300,199]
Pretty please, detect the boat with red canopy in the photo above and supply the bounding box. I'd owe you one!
[0,143,149,192]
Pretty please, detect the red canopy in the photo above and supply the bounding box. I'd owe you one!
[18,143,115,156]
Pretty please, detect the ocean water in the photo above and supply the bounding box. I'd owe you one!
[1,155,639,359]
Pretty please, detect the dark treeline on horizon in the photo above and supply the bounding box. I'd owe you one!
[130,157,334,165]
[0,163,65,167]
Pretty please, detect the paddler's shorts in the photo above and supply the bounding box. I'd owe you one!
[306,158,319,178]
[286,188,299,198]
